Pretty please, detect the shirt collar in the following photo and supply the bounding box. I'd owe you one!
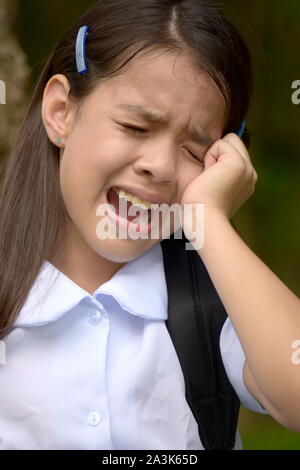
[13,243,168,327]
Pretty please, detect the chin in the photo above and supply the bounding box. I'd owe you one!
[92,238,158,264]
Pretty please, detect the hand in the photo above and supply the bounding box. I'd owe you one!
[180,133,258,219]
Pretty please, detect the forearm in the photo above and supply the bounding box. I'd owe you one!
[195,208,300,427]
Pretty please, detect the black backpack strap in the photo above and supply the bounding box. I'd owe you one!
[160,234,240,450]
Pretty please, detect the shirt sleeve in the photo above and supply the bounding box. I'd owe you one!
[219,317,269,414]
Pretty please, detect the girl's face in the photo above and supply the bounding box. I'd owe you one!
[42,50,226,282]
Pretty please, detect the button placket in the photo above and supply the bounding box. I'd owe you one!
[84,297,110,439]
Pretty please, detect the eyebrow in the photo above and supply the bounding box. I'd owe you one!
[115,104,214,146]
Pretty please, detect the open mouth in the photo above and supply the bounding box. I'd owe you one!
[107,187,151,224]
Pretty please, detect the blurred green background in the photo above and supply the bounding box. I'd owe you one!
[1,0,299,450]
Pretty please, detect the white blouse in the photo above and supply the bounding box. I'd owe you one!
[0,243,268,450]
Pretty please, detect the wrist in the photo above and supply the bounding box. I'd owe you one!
[192,207,233,256]
[204,206,230,222]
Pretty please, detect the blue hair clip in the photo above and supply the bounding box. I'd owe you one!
[236,120,246,138]
[76,25,89,74]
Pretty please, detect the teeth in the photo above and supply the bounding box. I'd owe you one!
[115,188,152,210]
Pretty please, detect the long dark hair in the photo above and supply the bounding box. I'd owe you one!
[0,0,252,339]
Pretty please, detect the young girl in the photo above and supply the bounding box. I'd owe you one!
[0,0,299,451]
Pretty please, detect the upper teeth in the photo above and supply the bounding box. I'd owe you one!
[115,188,152,210]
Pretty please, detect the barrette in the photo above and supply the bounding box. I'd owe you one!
[236,120,246,138]
[76,25,89,74]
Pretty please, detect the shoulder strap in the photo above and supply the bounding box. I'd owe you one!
[160,234,240,450]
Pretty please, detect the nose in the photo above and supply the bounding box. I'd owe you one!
[133,138,177,184]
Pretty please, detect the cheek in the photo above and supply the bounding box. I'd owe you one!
[59,150,87,198]
[58,148,100,231]
[175,162,204,203]
[57,133,132,223]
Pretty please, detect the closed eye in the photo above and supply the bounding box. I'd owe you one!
[120,124,204,165]
[121,124,148,135]
[185,149,204,165]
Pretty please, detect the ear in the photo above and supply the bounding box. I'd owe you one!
[41,74,76,148]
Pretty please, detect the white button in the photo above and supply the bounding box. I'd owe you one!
[88,310,102,325]
[88,411,101,426]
